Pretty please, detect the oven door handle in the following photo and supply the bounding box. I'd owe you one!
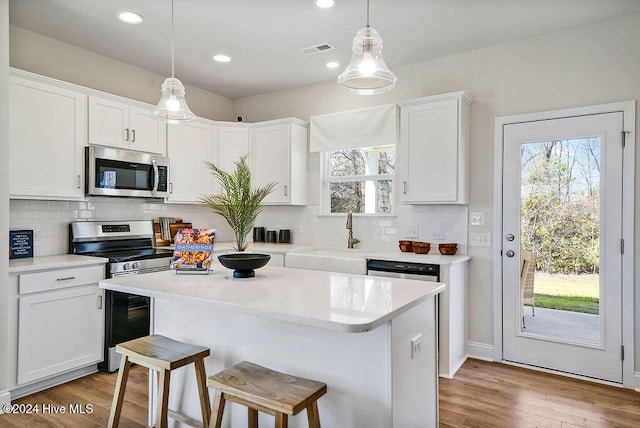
[152,159,159,196]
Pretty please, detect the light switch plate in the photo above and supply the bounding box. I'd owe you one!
[469,232,491,247]
[470,211,485,226]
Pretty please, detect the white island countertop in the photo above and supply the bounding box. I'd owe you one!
[99,264,444,333]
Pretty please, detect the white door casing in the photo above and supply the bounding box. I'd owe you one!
[493,101,635,387]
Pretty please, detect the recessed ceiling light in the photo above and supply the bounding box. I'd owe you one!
[213,55,231,63]
[316,0,335,8]
[117,11,144,25]
[326,61,340,69]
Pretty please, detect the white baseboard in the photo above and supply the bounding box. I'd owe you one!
[0,389,11,413]
[466,341,495,362]
[9,365,97,401]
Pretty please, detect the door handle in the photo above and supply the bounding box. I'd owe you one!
[284,185,288,197]
[505,250,515,258]
[125,128,130,141]
[403,181,407,194]
[97,295,103,310]
[132,129,136,143]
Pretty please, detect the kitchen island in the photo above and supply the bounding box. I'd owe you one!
[100,264,444,428]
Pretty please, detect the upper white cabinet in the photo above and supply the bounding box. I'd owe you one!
[88,95,166,155]
[9,75,86,200]
[216,124,250,192]
[166,119,217,204]
[250,118,308,205]
[397,91,472,204]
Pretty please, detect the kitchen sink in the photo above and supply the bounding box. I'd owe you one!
[285,247,368,275]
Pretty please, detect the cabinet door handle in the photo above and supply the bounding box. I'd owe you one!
[56,276,76,282]
[284,185,288,197]
[97,295,103,310]
[169,182,173,194]
[132,129,136,143]
[77,174,82,189]
[403,181,407,194]
[125,128,130,141]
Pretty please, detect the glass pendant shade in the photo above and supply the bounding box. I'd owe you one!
[153,0,195,124]
[337,26,396,95]
[152,77,195,124]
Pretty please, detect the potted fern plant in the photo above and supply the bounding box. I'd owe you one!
[200,155,275,252]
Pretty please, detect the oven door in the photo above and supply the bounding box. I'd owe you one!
[100,290,150,372]
[86,145,169,198]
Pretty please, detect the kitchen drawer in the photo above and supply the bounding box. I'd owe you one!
[19,265,104,295]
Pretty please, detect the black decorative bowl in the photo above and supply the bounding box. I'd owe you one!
[218,253,271,278]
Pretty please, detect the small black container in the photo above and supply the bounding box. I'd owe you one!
[266,230,277,243]
[278,229,291,243]
[253,227,265,242]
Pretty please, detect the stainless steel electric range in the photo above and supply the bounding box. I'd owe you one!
[69,220,174,372]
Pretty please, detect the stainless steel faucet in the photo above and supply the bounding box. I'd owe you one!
[346,211,360,249]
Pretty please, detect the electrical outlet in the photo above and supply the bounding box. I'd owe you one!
[470,232,491,247]
[406,225,419,238]
[431,231,444,240]
[411,334,423,359]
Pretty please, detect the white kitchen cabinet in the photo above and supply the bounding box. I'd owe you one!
[250,118,308,205]
[216,124,250,192]
[88,95,166,155]
[13,264,105,386]
[166,119,217,204]
[9,75,86,200]
[397,91,472,204]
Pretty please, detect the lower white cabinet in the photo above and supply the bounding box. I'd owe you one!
[11,264,105,387]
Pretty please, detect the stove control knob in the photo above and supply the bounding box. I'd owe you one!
[132,262,140,270]
[123,263,131,271]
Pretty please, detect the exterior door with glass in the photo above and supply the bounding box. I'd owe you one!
[502,112,625,383]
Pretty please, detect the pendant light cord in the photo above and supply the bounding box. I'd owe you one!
[366,0,370,27]
[170,0,175,77]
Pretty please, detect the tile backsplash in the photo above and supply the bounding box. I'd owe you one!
[10,198,468,256]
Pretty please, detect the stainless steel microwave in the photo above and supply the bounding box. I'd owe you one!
[85,146,169,198]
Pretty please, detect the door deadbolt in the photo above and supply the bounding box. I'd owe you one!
[506,234,515,241]
[505,250,515,258]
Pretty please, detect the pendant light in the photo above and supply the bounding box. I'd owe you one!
[152,0,195,124]
[337,0,396,95]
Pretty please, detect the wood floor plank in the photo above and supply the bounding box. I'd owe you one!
[1,359,640,427]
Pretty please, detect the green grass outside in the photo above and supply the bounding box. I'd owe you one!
[531,273,600,314]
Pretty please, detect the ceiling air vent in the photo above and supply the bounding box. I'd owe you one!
[300,43,336,56]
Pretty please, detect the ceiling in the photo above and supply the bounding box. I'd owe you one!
[9,0,640,99]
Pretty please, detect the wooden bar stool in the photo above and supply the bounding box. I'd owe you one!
[107,334,211,428]
[207,361,327,428]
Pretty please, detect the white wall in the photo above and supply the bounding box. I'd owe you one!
[234,14,640,369]
[1,0,11,409]
[9,26,235,122]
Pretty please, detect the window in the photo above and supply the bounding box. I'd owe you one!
[322,145,395,214]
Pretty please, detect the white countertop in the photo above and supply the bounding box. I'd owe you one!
[99,264,444,333]
[8,254,109,274]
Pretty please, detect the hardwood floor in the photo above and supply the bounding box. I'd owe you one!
[1,359,639,427]
[440,359,640,428]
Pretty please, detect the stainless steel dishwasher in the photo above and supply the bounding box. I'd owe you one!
[366,259,440,281]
